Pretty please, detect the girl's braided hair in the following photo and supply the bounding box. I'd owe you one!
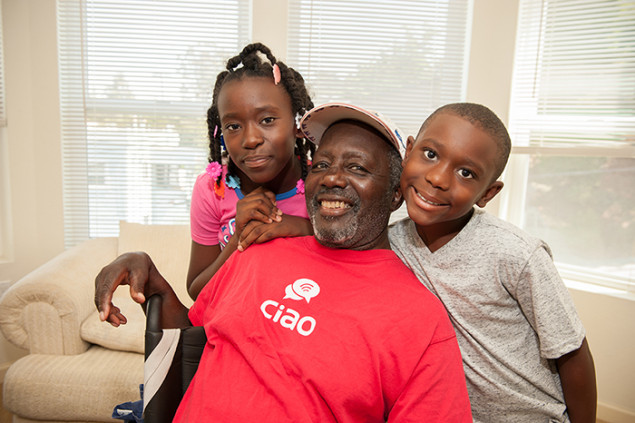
[206,43,315,186]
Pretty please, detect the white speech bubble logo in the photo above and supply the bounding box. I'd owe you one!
[283,278,320,303]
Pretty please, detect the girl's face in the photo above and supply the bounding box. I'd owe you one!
[217,77,302,191]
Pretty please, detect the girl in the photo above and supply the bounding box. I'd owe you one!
[187,43,315,299]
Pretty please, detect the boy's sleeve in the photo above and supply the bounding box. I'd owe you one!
[515,245,586,359]
[387,335,473,423]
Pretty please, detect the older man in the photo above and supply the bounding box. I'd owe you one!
[95,103,472,422]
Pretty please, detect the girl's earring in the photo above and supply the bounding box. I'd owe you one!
[220,134,225,149]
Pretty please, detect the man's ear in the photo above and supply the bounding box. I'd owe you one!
[476,181,504,208]
[390,186,404,212]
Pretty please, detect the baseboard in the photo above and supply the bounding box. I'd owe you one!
[598,402,635,423]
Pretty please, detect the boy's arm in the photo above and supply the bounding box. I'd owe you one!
[556,337,597,423]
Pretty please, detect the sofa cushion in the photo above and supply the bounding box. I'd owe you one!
[3,346,143,422]
[81,221,193,353]
[81,288,147,353]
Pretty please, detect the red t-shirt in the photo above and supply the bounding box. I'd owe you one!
[174,236,472,422]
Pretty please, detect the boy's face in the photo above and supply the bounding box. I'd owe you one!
[401,112,503,229]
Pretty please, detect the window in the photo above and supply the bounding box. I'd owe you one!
[287,0,472,221]
[504,0,635,291]
[287,0,471,137]
[0,1,10,263]
[57,0,250,247]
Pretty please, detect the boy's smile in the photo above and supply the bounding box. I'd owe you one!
[401,113,503,248]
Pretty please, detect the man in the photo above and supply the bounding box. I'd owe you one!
[95,103,472,422]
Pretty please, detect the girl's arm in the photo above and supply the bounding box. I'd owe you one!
[187,239,236,300]
[186,187,281,300]
[237,214,313,251]
[556,337,597,423]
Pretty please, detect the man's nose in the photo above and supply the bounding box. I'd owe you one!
[321,165,347,188]
[242,124,264,149]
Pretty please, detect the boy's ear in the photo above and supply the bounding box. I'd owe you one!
[390,186,404,212]
[404,135,417,161]
[476,181,504,208]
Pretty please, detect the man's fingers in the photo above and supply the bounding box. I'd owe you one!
[126,267,148,304]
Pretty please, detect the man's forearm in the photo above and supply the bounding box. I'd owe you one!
[557,337,597,423]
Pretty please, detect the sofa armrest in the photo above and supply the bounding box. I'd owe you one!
[0,237,118,355]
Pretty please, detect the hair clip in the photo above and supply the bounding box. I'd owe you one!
[220,134,225,149]
[272,63,281,85]
[206,161,222,180]
[213,125,218,138]
[295,113,302,130]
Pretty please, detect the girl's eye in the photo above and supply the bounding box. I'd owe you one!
[261,117,276,125]
[458,168,474,179]
[225,123,240,131]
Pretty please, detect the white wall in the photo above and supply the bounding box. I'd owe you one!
[0,0,633,420]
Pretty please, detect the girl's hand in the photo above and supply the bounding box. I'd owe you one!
[234,187,282,235]
[237,215,313,251]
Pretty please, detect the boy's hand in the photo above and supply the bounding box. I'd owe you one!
[234,187,282,235]
[237,215,313,251]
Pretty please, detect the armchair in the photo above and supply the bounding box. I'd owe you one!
[0,222,192,423]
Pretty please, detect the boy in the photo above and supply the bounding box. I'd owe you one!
[389,103,597,423]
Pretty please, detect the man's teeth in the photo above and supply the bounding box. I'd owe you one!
[416,192,443,206]
[321,200,351,209]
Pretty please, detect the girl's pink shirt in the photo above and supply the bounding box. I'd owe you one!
[190,170,308,248]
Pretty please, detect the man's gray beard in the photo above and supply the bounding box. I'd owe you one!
[310,214,359,248]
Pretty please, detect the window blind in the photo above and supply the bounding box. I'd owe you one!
[57,0,250,247]
[509,0,635,149]
[507,0,635,291]
[287,0,472,138]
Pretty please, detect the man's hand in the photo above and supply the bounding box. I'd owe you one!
[94,252,152,327]
[237,215,313,251]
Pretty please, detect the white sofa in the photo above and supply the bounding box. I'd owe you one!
[0,222,193,423]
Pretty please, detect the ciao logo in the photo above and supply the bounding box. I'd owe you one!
[260,279,320,337]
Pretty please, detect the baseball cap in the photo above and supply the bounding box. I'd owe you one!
[300,102,406,158]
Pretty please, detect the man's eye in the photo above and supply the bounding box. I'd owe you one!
[311,162,328,171]
[349,164,368,173]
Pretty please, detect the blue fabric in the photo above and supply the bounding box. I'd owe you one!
[112,384,144,423]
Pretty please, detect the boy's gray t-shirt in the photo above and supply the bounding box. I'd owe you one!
[388,209,585,423]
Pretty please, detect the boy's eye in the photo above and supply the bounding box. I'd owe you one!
[423,148,437,160]
[458,168,474,179]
